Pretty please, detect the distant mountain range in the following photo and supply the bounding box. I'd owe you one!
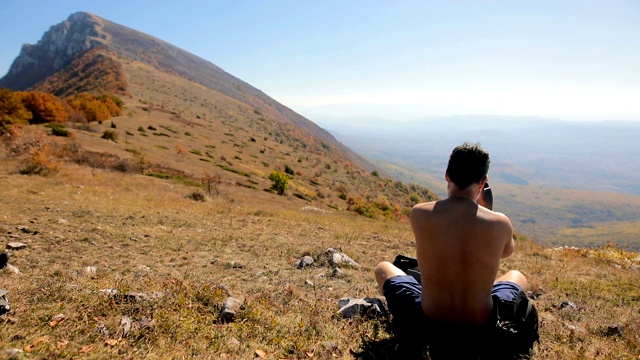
[312,114,640,195]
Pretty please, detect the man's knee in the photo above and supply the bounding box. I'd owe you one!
[374,261,405,289]
[497,270,528,289]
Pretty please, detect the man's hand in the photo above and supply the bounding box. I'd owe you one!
[478,182,493,210]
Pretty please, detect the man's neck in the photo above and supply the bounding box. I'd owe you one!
[447,184,480,202]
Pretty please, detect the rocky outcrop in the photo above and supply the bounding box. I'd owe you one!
[0,12,109,90]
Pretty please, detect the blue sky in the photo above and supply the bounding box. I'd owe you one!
[0,0,638,121]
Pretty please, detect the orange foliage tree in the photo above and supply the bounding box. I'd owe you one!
[0,88,32,134]
[19,91,68,124]
[66,93,123,122]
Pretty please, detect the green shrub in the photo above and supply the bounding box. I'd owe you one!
[187,191,205,202]
[285,164,295,175]
[268,171,289,195]
[101,130,119,142]
[46,123,70,137]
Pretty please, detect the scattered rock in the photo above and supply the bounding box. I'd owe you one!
[324,248,361,268]
[5,264,21,275]
[255,349,267,358]
[0,289,10,316]
[332,267,346,278]
[16,226,36,235]
[119,316,132,338]
[115,292,164,303]
[84,266,98,277]
[298,256,314,268]
[558,301,578,311]
[6,243,27,250]
[605,324,623,337]
[305,280,314,287]
[337,297,387,318]
[220,297,242,323]
[135,265,151,274]
[226,261,245,269]
[300,206,328,213]
[95,322,109,336]
[98,289,119,295]
[2,349,23,358]
[527,287,545,300]
[58,218,68,224]
[227,337,240,350]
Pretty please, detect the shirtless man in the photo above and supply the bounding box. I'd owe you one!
[374,142,529,354]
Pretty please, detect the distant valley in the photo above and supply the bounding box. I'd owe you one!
[309,114,640,250]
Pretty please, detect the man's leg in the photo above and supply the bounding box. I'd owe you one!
[495,270,527,290]
[374,261,407,290]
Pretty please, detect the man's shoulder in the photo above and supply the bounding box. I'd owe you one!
[410,201,438,215]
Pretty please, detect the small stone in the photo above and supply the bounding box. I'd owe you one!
[2,349,23,358]
[6,242,27,250]
[326,249,361,268]
[305,280,314,287]
[0,289,10,316]
[136,265,151,274]
[605,324,623,337]
[95,322,109,336]
[332,267,346,278]
[16,226,33,234]
[220,297,242,323]
[226,261,245,269]
[119,316,132,338]
[337,297,387,318]
[227,337,240,349]
[298,255,314,268]
[559,301,578,311]
[5,264,21,275]
[98,289,118,295]
[526,287,545,300]
[84,266,98,277]
[58,218,68,224]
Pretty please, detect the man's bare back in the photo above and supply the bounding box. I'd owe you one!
[411,195,514,325]
[374,143,536,356]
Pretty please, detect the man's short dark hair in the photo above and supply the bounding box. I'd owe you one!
[446,142,490,190]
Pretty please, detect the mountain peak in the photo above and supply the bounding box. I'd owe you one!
[0,11,109,90]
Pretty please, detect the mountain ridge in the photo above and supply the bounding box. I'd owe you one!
[0,11,374,172]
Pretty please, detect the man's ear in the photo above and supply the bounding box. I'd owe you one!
[445,172,450,182]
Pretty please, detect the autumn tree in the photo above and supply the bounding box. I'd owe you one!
[0,88,32,134]
[20,91,67,124]
[66,93,123,122]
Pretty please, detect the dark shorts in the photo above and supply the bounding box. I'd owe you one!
[383,275,522,332]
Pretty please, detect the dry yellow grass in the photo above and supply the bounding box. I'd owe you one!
[1,145,639,359]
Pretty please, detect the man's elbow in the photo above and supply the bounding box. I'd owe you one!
[502,240,516,258]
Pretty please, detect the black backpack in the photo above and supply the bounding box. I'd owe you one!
[486,289,540,359]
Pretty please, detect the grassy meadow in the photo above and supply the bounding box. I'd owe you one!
[1,143,639,359]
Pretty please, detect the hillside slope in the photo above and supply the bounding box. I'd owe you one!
[0,12,372,173]
[0,12,432,218]
[0,158,638,359]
